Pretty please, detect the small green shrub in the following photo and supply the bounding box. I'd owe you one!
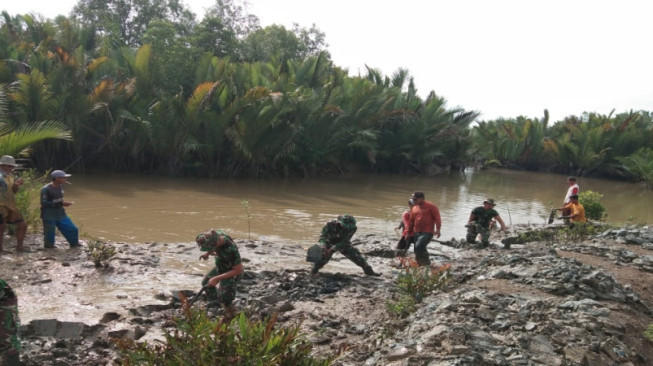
[559,222,599,243]
[514,229,558,245]
[116,304,334,365]
[579,190,606,221]
[86,238,117,268]
[386,295,417,319]
[13,169,46,236]
[386,258,451,318]
[241,199,252,240]
[645,324,653,342]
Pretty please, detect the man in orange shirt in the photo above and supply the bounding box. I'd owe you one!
[557,194,586,224]
[407,191,441,266]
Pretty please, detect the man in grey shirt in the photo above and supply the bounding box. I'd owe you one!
[40,170,80,248]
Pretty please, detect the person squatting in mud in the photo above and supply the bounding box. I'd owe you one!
[311,214,381,276]
[0,278,20,366]
[466,198,508,248]
[395,198,415,257]
[196,230,244,308]
[556,194,586,225]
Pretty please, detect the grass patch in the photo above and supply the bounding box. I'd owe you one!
[386,257,451,318]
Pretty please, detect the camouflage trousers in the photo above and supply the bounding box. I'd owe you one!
[202,268,239,307]
[466,223,491,245]
[312,242,371,273]
[1,299,20,366]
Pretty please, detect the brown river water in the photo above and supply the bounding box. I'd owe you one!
[4,169,653,324]
[66,169,652,244]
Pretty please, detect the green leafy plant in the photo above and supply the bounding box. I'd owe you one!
[241,199,252,240]
[386,294,417,319]
[645,324,653,342]
[616,147,653,189]
[115,302,335,365]
[513,229,558,245]
[579,190,606,221]
[86,238,117,268]
[13,168,45,237]
[559,222,599,243]
[386,257,451,318]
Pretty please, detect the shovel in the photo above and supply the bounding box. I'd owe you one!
[547,208,556,224]
[188,285,208,305]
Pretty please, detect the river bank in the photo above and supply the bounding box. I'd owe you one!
[2,224,653,365]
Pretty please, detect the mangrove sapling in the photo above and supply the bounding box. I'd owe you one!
[241,199,252,240]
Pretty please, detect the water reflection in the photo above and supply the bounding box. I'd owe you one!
[64,170,653,245]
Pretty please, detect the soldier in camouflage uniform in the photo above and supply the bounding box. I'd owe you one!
[0,278,20,366]
[196,230,244,307]
[466,198,507,248]
[311,214,380,276]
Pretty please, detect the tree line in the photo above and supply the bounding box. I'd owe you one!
[1,0,652,187]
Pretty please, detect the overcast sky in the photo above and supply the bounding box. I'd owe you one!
[3,0,653,122]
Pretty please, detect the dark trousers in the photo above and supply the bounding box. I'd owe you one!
[414,232,433,266]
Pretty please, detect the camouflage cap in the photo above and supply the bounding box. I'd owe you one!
[196,232,216,252]
[337,214,357,230]
[483,198,496,206]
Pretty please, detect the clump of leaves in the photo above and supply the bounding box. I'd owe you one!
[514,229,558,245]
[645,324,653,342]
[12,168,46,237]
[559,222,600,243]
[86,238,116,268]
[115,299,335,365]
[386,294,418,319]
[386,257,451,318]
[579,190,606,221]
[241,199,252,240]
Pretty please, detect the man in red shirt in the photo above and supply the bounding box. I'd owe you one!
[407,191,441,266]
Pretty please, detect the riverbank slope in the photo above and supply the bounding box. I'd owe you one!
[2,224,653,365]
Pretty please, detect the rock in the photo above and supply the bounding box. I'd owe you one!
[386,346,415,361]
[100,312,121,323]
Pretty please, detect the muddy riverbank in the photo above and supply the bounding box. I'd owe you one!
[2,224,653,365]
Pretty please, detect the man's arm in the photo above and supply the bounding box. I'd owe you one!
[12,178,23,193]
[40,186,62,208]
[207,263,244,287]
[494,215,507,230]
[557,202,573,211]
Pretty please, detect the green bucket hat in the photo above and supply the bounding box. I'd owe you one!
[337,214,357,230]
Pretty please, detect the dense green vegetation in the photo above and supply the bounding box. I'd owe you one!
[116,304,334,365]
[2,1,652,184]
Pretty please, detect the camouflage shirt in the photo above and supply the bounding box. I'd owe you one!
[319,220,356,251]
[0,278,20,355]
[471,206,499,229]
[213,241,242,275]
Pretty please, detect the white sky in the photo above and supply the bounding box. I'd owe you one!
[3,0,653,122]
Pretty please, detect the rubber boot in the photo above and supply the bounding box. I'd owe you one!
[363,266,381,277]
